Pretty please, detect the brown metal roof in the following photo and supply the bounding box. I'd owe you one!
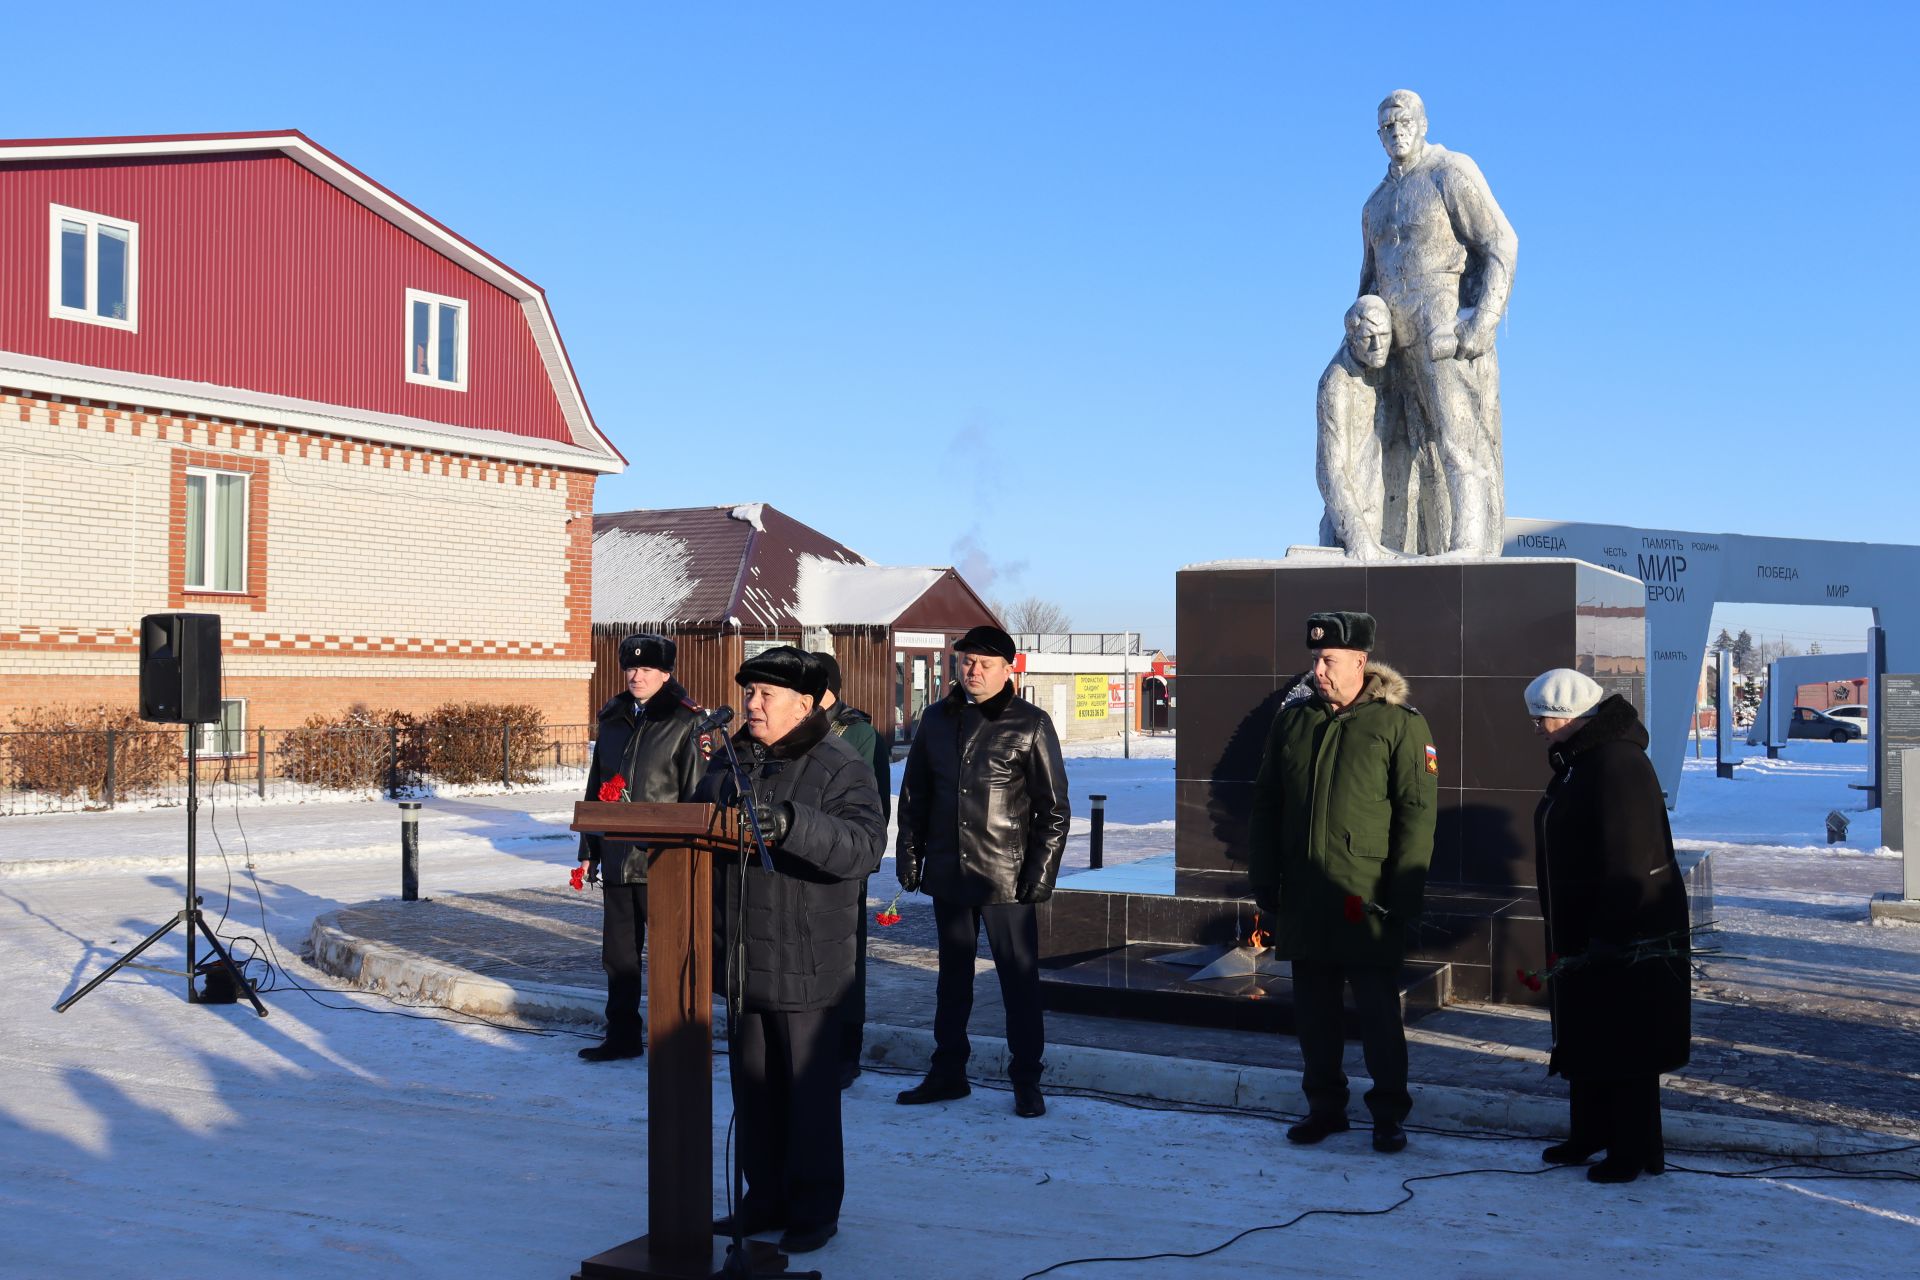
[592,503,868,628]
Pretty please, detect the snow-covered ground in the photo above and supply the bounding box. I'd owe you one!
[4,742,1917,1277]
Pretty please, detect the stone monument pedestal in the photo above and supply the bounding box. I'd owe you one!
[1039,555,1665,1015]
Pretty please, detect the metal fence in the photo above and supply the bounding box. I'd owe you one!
[1009,632,1145,656]
[0,723,594,816]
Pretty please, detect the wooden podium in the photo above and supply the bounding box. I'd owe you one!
[569,802,787,1279]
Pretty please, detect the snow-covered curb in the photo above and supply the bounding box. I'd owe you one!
[306,911,601,1027]
[309,907,1914,1167]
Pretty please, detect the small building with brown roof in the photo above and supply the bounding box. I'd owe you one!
[590,503,999,743]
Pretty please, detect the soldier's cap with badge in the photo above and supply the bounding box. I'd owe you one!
[619,632,676,671]
[953,624,1017,662]
[735,645,828,699]
[1305,610,1375,653]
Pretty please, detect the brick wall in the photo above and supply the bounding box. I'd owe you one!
[0,388,598,727]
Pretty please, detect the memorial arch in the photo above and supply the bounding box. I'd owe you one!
[1504,519,1920,807]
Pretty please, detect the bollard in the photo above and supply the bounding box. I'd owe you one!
[1089,794,1106,870]
[399,801,422,901]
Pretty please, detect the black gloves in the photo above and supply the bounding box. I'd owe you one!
[1015,880,1051,905]
[755,801,793,849]
[897,855,922,893]
[1252,885,1280,916]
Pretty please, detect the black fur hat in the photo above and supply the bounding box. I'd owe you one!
[735,645,827,699]
[1305,611,1375,653]
[810,651,844,697]
[619,632,676,671]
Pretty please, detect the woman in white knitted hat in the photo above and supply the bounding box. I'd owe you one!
[1525,668,1692,1185]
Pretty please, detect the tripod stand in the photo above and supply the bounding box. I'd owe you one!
[57,728,268,1018]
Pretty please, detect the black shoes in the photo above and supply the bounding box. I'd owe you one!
[1542,1140,1603,1166]
[779,1222,839,1253]
[1371,1120,1408,1153]
[577,1037,644,1062]
[1285,1113,1351,1144]
[1587,1153,1665,1184]
[1014,1082,1046,1118]
[896,1073,971,1105]
[838,1062,862,1090]
[712,1208,784,1237]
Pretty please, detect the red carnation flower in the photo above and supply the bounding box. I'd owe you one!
[598,776,627,803]
[1343,895,1366,924]
[569,865,586,891]
[875,890,904,927]
[1517,967,1543,993]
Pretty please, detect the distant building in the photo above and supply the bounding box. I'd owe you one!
[591,504,998,741]
[1010,633,1171,742]
[0,131,623,736]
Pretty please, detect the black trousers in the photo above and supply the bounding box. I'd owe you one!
[836,876,869,1067]
[931,897,1044,1084]
[600,882,647,1045]
[732,1007,844,1229]
[1567,1075,1664,1162]
[1291,958,1410,1124]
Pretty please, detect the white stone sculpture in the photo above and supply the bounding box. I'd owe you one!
[1323,89,1517,559]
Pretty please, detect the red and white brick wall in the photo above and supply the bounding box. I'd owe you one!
[0,388,597,727]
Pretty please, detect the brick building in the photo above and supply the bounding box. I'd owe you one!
[0,131,623,735]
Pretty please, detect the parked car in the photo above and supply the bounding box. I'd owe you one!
[1789,706,1863,742]
[1826,704,1869,736]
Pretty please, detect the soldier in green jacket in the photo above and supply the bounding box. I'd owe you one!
[814,652,893,1089]
[1248,610,1437,1153]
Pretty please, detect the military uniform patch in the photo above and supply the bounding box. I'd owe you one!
[1425,743,1439,774]
[697,731,716,759]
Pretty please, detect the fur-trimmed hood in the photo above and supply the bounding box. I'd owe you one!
[1281,660,1412,712]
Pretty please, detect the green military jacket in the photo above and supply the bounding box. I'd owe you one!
[1246,662,1438,967]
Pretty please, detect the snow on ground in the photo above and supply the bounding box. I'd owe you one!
[4,740,1918,1277]
[1672,740,1888,852]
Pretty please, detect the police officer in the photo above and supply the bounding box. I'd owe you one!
[1248,611,1437,1151]
[576,632,707,1062]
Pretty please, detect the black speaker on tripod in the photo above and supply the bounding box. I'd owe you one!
[140,612,222,724]
[57,612,267,1018]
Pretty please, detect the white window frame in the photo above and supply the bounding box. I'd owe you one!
[403,287,470,391]
[197,699,247,756]
[48,203,140,332]
[184,466,250,594]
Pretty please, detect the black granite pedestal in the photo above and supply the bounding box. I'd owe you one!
[1038,556,1652,1020]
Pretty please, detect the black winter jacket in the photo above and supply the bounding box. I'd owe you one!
[580,680,708,885]
[896,681,1071,906]
[693,711,886,1012]
[1534,695,1692,1080]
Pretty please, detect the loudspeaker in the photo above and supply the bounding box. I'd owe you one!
[139,613,222,724]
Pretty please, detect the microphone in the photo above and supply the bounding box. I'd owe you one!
[694,705,734,735]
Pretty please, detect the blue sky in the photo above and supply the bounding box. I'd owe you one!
[10,2,1913,649]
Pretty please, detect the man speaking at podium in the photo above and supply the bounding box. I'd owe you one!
[695,645,886,1254]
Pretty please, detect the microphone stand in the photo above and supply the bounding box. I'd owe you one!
[712,726,820,1280]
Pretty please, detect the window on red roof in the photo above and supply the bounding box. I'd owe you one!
[49,203,139,331]
[405,288,468,391]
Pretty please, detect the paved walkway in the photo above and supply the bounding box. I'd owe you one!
[310,846,1920,1160]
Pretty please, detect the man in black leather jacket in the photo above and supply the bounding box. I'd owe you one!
[894,625,1070,1117]
[576,632,708,1062]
